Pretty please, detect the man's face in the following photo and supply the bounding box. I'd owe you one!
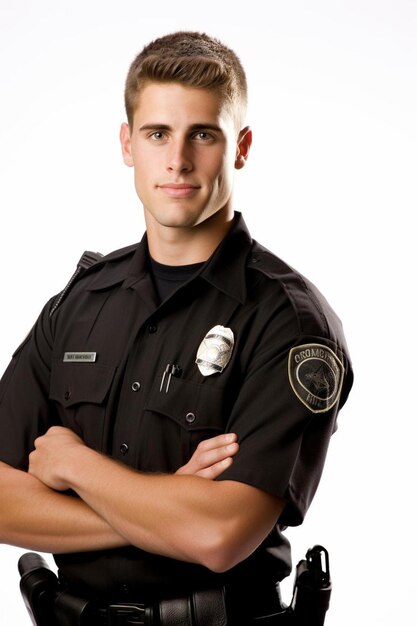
[120,82,250,231]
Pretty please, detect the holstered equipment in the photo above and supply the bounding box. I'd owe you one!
[290,545,332,626]
[18,553,92,626]
[18,552,59,626]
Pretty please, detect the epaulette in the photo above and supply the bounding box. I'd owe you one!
[49,251,103,318]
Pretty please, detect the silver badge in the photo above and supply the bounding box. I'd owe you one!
[196,325,234,376]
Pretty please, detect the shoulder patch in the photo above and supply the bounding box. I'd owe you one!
[288,343,344,413]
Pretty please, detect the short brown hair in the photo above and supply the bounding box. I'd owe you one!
[124,31,247,130]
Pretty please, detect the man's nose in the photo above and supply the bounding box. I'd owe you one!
[166,139,193,173]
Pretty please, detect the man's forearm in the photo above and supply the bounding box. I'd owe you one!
[0,462,127,553]
[1,432,240,556]
[68,449,231,565]
[37,445,282,572]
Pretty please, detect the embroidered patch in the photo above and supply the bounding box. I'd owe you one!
[196,326,234,376]
[288,343,344,413]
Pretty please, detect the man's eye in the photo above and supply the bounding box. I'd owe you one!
[193,132,213,141]
[151,131,165,140]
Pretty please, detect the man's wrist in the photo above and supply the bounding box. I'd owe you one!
[64,444,101,492]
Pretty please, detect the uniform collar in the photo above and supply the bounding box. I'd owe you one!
[88,212,253,305]
[199,212,252,303]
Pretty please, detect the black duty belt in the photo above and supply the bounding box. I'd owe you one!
[18,547,332,626]
[93,597,289,626]
[91,589,231,626]
[96,602,148,626]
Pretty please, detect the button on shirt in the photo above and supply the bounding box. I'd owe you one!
[0,213,353,598]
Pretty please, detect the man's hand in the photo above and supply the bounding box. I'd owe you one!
[28,426,86,491]
[176,433,239,478]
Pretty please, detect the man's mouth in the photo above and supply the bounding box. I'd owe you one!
[158,183,200,198]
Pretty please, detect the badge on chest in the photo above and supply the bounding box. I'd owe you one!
[195,325,234,377]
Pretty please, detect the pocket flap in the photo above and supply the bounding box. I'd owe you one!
[49,361,116,407]
[144,376,225,432]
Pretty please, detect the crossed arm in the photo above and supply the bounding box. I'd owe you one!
[0,428,283,572]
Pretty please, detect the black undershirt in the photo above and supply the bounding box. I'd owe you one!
[149,257,204,302]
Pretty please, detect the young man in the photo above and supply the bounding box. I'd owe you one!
[0,32,353,625]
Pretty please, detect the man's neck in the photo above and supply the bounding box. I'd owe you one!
[145,209,234,266]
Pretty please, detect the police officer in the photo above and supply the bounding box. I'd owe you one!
[0,32,353,625]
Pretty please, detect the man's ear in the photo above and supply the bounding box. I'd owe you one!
[235,126,252,170]
[120,122,134,167]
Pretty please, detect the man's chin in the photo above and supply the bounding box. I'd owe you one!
[144,201,229,231]
[146,208,206,230]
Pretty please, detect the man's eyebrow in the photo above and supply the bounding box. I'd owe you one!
[138,123,223,132]
[188,123,223,132]
[138,124,170,132]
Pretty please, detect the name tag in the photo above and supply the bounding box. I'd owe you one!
[63,352,97,363]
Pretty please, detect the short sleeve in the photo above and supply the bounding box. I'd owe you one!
[0,298,56,469]
[216,329,353,526]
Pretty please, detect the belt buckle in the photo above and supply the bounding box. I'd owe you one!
[108,603,146,625]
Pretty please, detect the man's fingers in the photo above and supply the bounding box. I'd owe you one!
[195,456,234,479]
[195,442,239,471]
[195,433,237,453]
[175,434,239,476]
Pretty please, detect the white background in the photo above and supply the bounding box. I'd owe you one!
[0,1,416,624]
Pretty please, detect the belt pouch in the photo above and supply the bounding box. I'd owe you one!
[159,595,192,626]
[192,588,227,626]
[53,590,92,626]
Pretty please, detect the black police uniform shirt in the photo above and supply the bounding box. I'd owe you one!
[0,213,353,600]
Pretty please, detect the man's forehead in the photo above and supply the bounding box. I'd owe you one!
[132,82,233,126]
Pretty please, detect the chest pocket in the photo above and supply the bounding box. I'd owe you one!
[49,360,116,451]
[143,376,227,469]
